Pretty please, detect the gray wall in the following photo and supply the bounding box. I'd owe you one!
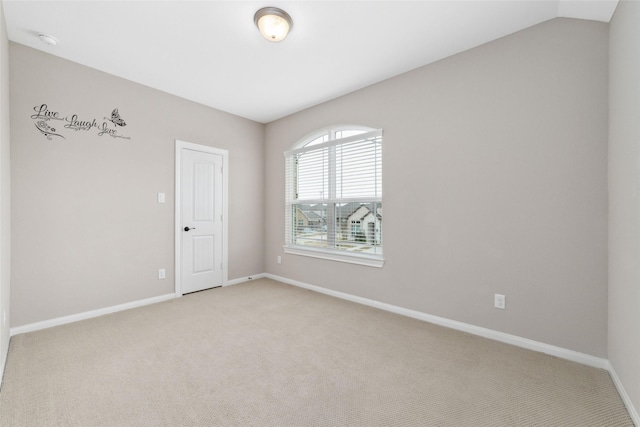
[608,0,640,416]
[265,18,609,357]
[10,43,264,327]
[0,1,10,375]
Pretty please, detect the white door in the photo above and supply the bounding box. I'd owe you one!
[180,148,223,294]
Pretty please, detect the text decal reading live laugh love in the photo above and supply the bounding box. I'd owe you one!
[30,104,131,140]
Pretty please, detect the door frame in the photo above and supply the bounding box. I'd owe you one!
[174,140,229,297]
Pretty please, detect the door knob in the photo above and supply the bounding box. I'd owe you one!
[184,226,196,232]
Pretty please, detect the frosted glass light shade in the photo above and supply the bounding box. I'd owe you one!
[254,7,292,42]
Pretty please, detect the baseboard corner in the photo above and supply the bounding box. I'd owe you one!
[607,362,640,426]
[0,335,8,392]
[225,273,266,287]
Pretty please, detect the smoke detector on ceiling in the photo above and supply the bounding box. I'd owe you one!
[38,34,59,46]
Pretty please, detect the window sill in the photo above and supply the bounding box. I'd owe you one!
[283,246,385,268]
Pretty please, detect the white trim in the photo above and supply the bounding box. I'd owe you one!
[607,362,640,426]
[268,271,640,420]
[225,273,267,287]
[10,293,175,336]
[175,140,229,297]
[0,337,7,388]
[264,273,608,370]
[284,246,384,268]
[7,275,264,337]
[6,271,638,423]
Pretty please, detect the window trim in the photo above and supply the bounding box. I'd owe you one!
[284,126,384,268]
[283,245,384,268]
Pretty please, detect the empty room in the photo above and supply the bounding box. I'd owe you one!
[0,0,638,425]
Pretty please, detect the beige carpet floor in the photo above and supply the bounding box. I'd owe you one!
[0,278,633,426]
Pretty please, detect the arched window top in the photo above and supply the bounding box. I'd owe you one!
[293,125,376,149]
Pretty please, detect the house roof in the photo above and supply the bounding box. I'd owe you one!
[337,203,365,219]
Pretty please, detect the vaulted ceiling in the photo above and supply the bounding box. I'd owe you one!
[2,1,618,123]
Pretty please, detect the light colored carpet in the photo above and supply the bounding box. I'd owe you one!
[0,278,633,426]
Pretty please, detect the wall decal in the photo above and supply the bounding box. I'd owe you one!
[30,104,131,140]
[105,109,126,127]
[34,119,65,140]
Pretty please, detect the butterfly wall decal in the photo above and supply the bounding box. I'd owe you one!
[105,108,127,127]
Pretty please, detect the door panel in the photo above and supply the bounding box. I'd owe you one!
[193,161,214,221]
[181,148,223,294]
[192,235,215,274]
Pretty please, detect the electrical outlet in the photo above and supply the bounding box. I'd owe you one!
[277,256,282,264]
[157,193,166,203]
[494,294,506,309]
[158,268,166,280]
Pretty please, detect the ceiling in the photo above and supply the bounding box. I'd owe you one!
[2,0,618,124]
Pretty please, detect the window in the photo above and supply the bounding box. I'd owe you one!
[284,126,383,267]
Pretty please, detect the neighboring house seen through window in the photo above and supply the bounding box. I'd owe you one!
[284,126,383,267]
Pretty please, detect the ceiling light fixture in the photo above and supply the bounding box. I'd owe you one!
[38,33,59,46]
[254,7,293,42]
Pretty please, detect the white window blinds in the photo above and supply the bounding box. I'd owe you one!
[284,129,383,258]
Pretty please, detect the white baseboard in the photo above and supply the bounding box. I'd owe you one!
[0,336,8,390]
[225,273,266,287]
[6,272,637,424]
[10,293,175,336]
[11,275,265,336]
[607,362,640,426]
[264,273,609,370]
[266,273,640,421]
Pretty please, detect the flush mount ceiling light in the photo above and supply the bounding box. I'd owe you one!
[38,33,59,46]
[254,7,293,42]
